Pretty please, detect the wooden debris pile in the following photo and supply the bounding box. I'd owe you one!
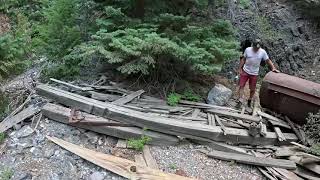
[1,77,319,179]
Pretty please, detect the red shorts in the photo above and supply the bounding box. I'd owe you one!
[239,71,258,90]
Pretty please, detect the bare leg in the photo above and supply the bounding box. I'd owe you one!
[249,89,255,100]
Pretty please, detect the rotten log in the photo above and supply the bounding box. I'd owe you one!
[37,84,298,146]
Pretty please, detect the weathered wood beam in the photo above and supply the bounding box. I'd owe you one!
[47,136,194,180]
[203,150,296,170]
[0,106,40,133]
[37,84,298,146]
[112,90,145,105]
[206,109,261,123]
[42,103,179,146]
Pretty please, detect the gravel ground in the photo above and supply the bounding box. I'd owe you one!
[151,144,264,180]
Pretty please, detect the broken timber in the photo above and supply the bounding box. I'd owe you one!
[42,103,179,146]
[206,109,261,123]
[37,84,298,145]
[47,136,194,180]
[112,90,145,105]
[203,150,296,170]
[0,106,40,133]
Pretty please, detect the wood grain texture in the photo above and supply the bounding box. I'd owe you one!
[112,90,145,105]
[47,136,194,180]
[143,145,159,170]
[37,84,298,146]
[205,150,296,169]
[0,106,40,133]
[42,103,179,146]
[206,109,261,123]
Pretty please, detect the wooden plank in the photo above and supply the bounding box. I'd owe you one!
[206,109,261,123]
[290,156,320,175]
[284,116,306,145]
[143,145,159,170]
[257,167,277,180]
[90,91,121,102]
[260,122,267,137]
[207,113,215,126]
[37,84,298,146]
[42,103,179,146]
[274,127,286,141]
[214,114,227,135]
[0,106,40,133]
[178,100,239,112]
[203,150,296,169]
[50,78,93,91]
[47,136,194,180]
[195,140,248,155]
[257,111,291,129]
[116,139,127,148]
[291,142,310,151]
[135,154,147,166]
[191,109,200,118]
[112,90,145,105]
[294,166,320,180]
[273,168,303,180]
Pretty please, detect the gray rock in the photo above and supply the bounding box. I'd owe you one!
[11,125,34,139]
[207,84,232,106]
[13,172,32,180]
[89,172,105,180]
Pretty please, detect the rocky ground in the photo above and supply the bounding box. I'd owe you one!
[0,119,263,180]
[0,67,266,180]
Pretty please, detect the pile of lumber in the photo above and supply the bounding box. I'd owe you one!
[1,77,319,179]
[36,79,300,146]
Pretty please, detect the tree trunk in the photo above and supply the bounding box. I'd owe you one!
[134,0,145,18]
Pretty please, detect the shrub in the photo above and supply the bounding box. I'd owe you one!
[0,133,5,144]
[68,7,238,79]
[0,13,31,80]
[0,167,13,180]
[304,111,320,142]
[167,93,182,106]
[0,91,9,120]
[127,135,152,151]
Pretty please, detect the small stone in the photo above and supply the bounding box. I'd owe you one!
[89,172,105,180]
[207,84,232,106]
[14,172,32,180]
[85,132,99,144]
[12,125,34,139]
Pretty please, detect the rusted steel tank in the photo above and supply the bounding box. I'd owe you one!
[260,72,320,125]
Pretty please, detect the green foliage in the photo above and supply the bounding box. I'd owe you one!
[69,7,238,79]
[0,13,30,80]
[169,163,177,170]
[167,90,201,106]
[182,89,201,102]
[0,133,5,144]
[304,111,320,142]
[0,92,9,120]
[0,167,13,180]
[127,135,152,151]
[309,143,320,156]
[34,0,82,61]
[255,16,280,41]
[239,0,250,9]
[167,93,182,106]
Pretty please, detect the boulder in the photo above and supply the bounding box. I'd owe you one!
[207,84,232,106]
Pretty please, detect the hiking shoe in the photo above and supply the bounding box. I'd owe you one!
[248,99,252,107]
[236,101,242,109]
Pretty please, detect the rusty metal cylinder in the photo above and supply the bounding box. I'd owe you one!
[259,72,320,125]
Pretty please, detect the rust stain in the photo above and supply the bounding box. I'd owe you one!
[260,72,320,124]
